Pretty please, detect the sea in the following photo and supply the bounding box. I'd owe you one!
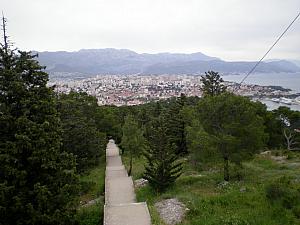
[221,72,300,111]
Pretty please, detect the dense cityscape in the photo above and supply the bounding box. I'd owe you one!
[49,74,299,106]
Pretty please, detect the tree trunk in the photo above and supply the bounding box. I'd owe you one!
[224,156,229,181]
[283,128,296,150]
[128,153,133,176]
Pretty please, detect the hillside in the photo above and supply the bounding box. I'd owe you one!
[123,150,300,225]
[35,49,300,77]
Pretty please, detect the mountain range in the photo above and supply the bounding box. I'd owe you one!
[34,48,300,78]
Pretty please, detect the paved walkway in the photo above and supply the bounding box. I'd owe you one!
[104,140,151,225]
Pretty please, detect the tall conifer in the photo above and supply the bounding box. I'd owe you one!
[0,21,79,224]
[143,117,182,192]
[165,93,187,155]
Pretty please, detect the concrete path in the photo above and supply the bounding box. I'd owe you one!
[104,140,151,225]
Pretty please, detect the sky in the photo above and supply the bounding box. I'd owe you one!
[1,0,300,61]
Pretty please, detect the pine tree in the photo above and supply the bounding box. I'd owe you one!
[143,117,183,192]
[57,91,107,173]
[197,93,267,181]
[165,93,188,155]
[200,71,227,97]
[0,20,79,225]
[274,106,300,150]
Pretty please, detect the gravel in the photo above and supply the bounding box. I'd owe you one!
[134,178,149,188]
[155,198,188,225]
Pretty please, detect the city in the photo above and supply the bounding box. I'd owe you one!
[49,74,297,106]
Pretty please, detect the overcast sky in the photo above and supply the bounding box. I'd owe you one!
[1,0,300,61]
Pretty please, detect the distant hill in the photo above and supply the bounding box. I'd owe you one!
[291,60,300,68]
[34,49,300,77]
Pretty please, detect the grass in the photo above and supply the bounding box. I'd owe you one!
[123,151,300,225]
[76,156,106,225]
[76,203,104,225]
[122,153,147,179]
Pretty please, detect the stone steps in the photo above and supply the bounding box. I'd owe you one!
[105,176,135,205]
[106,155,122,167]
[104,203,151,225]
[106,168,128,178]
[103,140,151,225]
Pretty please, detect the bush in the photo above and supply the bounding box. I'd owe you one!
[79,181,96,195]
[230,164,246,181]
[293,205,300,219]
[265,176,300,214]
[76,203,103,225]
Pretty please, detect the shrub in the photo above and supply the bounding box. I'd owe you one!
[79,181,96,195]
[265,176,300,215]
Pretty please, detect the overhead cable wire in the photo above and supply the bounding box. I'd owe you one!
[235,11,300,91]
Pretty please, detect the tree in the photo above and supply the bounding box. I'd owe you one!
[197,93,267,181]
[186,119,217,169]
[165,93,188,155]
[200,71,227,97]
[0,26,78,224]
[263,110,284,149]
[274,106,300,150]
[57,91,107,173]
[143,116,183,192]
[120,115,146,176]
[143,101,163,143]
[96,105,122,143]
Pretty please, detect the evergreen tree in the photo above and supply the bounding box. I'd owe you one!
[186,119,217,168]
[165,93,188,155]
[57,91,107,173]
[136,106,150,128]
[200,71,227,97]
[274,106,300,150]
[143,117,183,192]
[0,40,79,223]
[143,101,163,143]
[97,105,122,144]
[120,115,145,176]
[197,93,267,181]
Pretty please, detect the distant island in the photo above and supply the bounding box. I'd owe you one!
[34,48,300,78]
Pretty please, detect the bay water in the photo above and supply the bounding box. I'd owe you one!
[222,72,300,111]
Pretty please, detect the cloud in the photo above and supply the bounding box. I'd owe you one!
[1,0,300,61]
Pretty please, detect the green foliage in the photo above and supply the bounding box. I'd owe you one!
[122,154,147,179]
[0,46,79,224]
[76,203,103,225]
[57,91,107,173]
[186,119,218,169]
[265,176,300,213]
[143,117,183,192]
[136,154,300,225]
[273,106,300,150]
[97,106,123,143]
[196,93,267,180]
[200,71,227,97]
[120,114,146,175]
[76,157,105,225]
[164,93,188,155]
[263,110,284,148]
[120,97,300,224]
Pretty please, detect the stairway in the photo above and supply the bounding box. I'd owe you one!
[104,140,151,225]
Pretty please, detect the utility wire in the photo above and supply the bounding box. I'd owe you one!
[235,11,300,91]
